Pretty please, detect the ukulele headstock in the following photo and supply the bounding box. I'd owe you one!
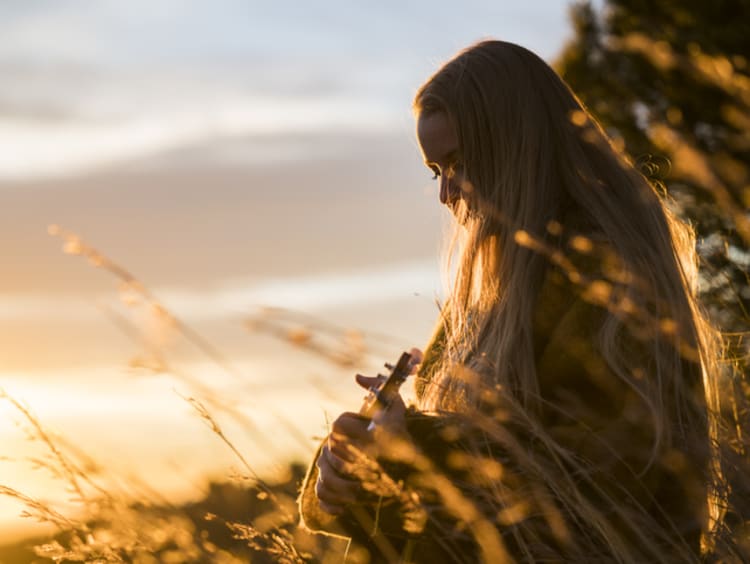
[360,351,413,419]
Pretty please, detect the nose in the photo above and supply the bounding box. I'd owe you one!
[439,176,459,206]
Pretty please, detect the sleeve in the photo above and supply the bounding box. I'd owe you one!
[297,440,345,538]
[297,409,494,561]
[299,294,705,561]
[297,409,460,538]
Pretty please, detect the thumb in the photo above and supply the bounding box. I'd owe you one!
[355,373,385,390]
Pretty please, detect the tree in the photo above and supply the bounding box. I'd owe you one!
[555,0,750,349]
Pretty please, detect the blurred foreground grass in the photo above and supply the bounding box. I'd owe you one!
[0,463,348,563]
[0,228,391,563]
[1,209,749,563]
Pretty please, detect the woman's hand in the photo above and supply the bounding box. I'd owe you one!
[316,409,378,515]
[315,436,364,515]
[407,347,424,374]
[354,374,409,436]
[315,351,421,515]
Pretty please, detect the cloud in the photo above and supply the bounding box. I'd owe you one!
[0,260,441,321]
[0,1,572,179]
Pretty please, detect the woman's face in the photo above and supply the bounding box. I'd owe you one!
[416,111,468,213]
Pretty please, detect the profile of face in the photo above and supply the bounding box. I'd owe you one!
[416,111,470,214]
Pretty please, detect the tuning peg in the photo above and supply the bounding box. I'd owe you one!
[384,362,394,370]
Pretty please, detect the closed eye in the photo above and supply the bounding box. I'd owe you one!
[426,153,462,181]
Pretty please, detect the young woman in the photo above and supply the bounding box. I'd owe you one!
[299,40,745,562]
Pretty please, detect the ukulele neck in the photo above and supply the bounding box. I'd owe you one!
[360,351,412,418]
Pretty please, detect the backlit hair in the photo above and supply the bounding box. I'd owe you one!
[413,40,741,560]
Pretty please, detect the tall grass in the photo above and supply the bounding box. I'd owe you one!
[1,226,748,563]
[0,228,382,562]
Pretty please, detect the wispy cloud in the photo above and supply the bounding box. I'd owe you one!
[0,260,441,321]
[0,1,571,179]
[0,94,398,180]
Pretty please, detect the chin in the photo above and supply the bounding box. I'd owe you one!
[448,199,473,224]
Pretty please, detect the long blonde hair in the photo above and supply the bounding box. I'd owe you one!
[412,40,743,560]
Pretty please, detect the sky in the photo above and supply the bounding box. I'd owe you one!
[0,0,573,179]
[0,0,575,542]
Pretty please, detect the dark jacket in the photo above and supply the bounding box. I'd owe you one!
[298,258,707,563]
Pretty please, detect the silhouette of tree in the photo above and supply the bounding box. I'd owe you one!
[556,0,750,363]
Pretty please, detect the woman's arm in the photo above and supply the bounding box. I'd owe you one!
[298,405,507,562]
[298,385,411,532]
[300,294,706,560]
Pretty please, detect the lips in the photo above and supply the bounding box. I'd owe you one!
[440,182,462,206]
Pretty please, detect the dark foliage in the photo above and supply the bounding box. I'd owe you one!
[556,0,750,355]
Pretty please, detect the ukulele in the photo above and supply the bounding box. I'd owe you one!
[360,351,413,431]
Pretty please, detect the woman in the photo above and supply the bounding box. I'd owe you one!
[299,40,743,562]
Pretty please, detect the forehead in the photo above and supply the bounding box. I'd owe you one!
[417,111,458,162]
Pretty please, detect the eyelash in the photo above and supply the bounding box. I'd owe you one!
[430,162,461,181]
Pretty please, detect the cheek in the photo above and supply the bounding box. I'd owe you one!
[458,175,474,197]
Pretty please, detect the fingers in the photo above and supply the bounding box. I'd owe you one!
[315,446,361,515]
[355,373,385,391]
[408,347,424,374]
[371,393,407,437]
[356,349,424,385]
[329,412,372,462]
[371,392,406,425]
[330,412,370,441]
